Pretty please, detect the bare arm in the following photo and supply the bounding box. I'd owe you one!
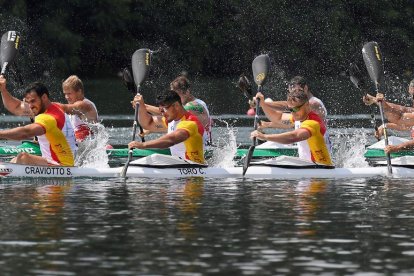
[383,100,414,113]
[0,76,32,116]
[384,122,412,131]
[55,101,91,116]
[372,93,414,123]
[384,140,414,153]
[144,104,162,115]
[255,92,291,124]
[129,129,189,149]
[376,122,412,140]
[0,123,45,140]
[259,120,294,130]
[379,110,414,128]
[134,95,167,132]
[251,128,311,144]
[265,100,289,111]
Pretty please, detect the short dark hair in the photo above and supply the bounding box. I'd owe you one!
[170,75,191,92]
[24,82,49,98]
[156,90,182,106]
[289,76,308,89]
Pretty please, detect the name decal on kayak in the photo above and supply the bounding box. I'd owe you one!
[2,147,36,154]
[25,166,72,176]
[177,168,205,175]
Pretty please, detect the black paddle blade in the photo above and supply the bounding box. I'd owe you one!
[238,73,253,98]
[252,54,271,86]
[121,67,136,93]
[349,62,366,90]
[362,41,384,91]
[1,31,20,75]
[131,48,151,87]
[242,145,255,176]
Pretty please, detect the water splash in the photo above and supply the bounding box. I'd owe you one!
[331,129,369,168]
[208,120,238,168]
[75,123,110,168]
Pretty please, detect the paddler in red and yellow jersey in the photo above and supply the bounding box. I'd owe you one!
[0,81,77,166]
[128,90,205,164]
[250,87,333,166]
[0,75,99,143]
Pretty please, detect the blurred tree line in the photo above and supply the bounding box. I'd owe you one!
[0,0,413,81]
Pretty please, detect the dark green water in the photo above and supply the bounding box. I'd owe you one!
[0,76,413,274]
[1,176,414,275]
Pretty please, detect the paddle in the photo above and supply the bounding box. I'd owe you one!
[238,73,253,99]
[121,48,152,178]
[121,67,145,142]
[362,41,392,174]
[349,62,379,140]
[1,31,20,76]
[242,54,271,176]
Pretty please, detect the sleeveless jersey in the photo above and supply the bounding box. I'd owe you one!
[184,98,212,146]
[291,111,333,166]
[295,96,332,153]
[164,111,205,164]
[35,103,77,166]
[68,98,98,142]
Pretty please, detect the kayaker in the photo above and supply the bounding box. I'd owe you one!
[128,90,205,164]
[258,76,328,125]
[54,75,99,142]
[0,81,77,166]
[137,75,212,146]
[249,76,332,154]
[363,79,414,153]
[0,75,98,143]
[250,87,333,166]
[255,76,332,152]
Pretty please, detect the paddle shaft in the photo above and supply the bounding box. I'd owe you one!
[243,85,262,176]
[252,88,262,144]
[121,88,145,178]
[378,100,392,174]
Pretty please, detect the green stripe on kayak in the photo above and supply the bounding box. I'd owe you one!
[0,141,298,158]
[107,148,171,157]
[364,149,414,158]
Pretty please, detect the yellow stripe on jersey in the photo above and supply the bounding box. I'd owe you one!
[36,113,75,166]
[176,120,205,164]
[300,119,332,166]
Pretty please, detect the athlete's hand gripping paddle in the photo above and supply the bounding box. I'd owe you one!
[243,54,271,176]
[362,41,392,175]
[121,48,152,178]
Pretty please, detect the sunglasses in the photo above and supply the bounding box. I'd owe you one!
[289,101,307,113]
[159,103,174,113]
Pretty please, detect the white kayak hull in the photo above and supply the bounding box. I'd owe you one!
[0,162,413,179]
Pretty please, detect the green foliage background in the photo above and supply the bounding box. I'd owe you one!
[0,0,413,80]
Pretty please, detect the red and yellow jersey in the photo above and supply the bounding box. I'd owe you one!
[35,103,77,166]
[291,111,333,166]
[163,112,205,164]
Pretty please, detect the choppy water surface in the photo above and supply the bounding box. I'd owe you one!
[1,116,414,274]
